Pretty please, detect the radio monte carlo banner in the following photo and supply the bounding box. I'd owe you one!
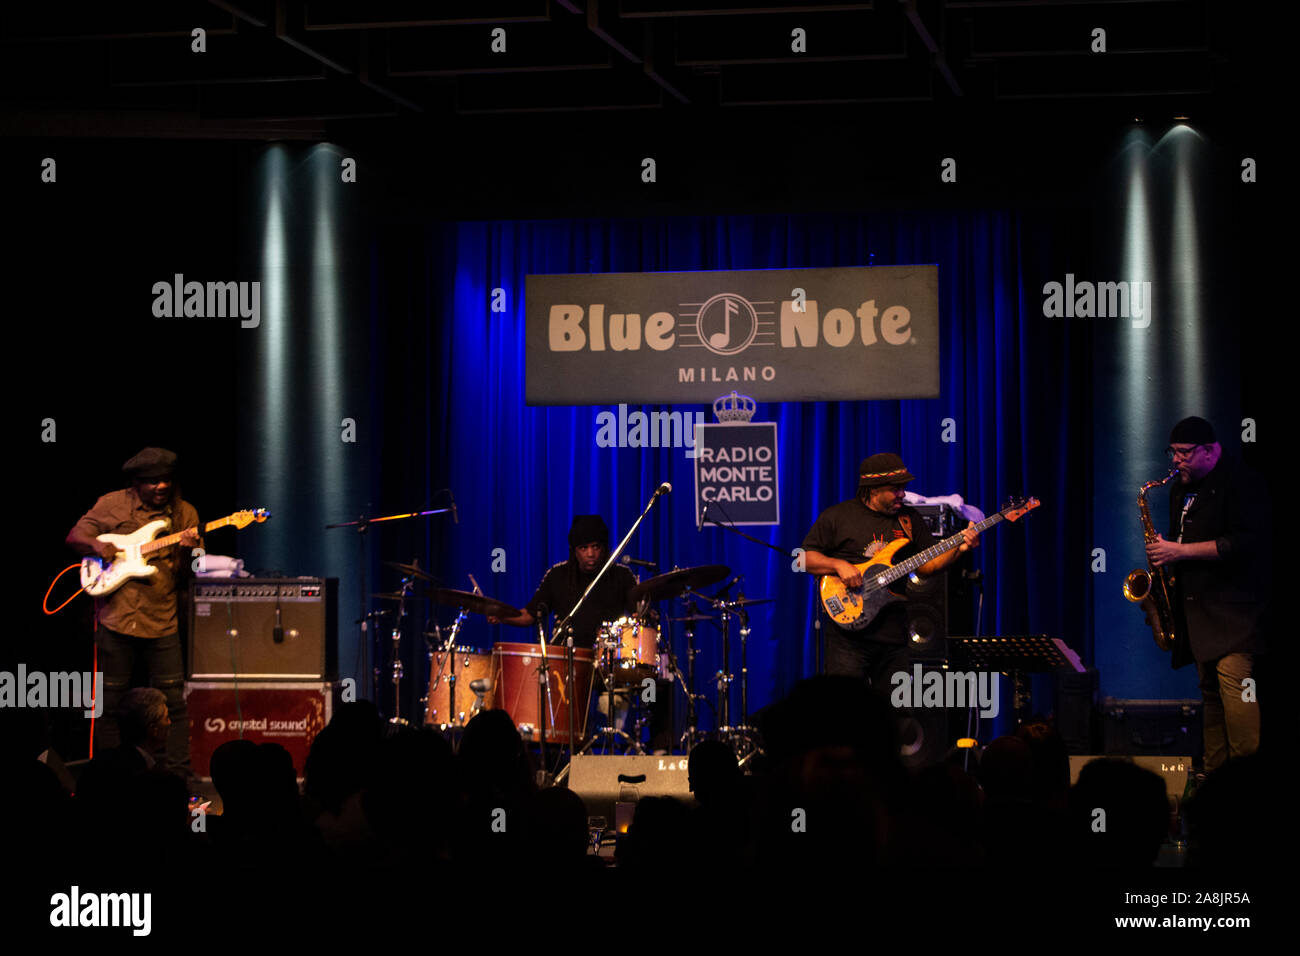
[525,265,939,404]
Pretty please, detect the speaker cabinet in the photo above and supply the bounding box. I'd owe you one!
[189,578,337,680]
[185,681,332,780]
[1101,698,1202,759]
[566,754,697,824]
[1069,754,1194,806]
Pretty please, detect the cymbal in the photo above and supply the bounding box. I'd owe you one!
[434,588,522,620]
[720,596,773,608]
[668,612,718,622]
[372,591,432,601]
[629,564,730,604]
[383,560,433,582]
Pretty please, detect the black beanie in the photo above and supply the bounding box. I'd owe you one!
[568,515,609,549]
[1169,417,1216,445]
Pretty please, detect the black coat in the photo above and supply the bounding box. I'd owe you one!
[1167,457,1271,669]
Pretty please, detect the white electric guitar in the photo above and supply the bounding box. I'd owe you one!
[79,508,270,597]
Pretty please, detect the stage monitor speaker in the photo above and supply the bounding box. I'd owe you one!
[566,754,697,826]
[189,578,337,680]
[1069,754,1193,806]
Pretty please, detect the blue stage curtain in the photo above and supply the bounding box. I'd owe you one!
[399,210,1089,740]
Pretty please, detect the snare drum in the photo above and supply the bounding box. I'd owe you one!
[424,646,494,727]
[598,615,661,685]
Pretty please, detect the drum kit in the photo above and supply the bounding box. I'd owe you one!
[369,558,770,765]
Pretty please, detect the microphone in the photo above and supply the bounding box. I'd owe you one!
[450,492,459,525]
[620,555,657,569]
[698,503,709,532]
[469,678,492,695]
[656,482,672,496]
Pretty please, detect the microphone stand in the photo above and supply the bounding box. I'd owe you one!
[552,485,669,643]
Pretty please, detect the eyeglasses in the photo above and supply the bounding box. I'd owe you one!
[1165,445,1202,461]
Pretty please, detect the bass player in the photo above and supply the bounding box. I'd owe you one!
[801,453,977,687]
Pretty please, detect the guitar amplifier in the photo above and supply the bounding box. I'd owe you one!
[188,578,337,680]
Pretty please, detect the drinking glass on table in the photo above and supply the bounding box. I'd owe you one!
[587,815,607,854]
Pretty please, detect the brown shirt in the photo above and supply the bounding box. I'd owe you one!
[73,488,201,638]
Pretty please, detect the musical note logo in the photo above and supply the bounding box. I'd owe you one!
[697,293,759,356]
[709,297,738,349]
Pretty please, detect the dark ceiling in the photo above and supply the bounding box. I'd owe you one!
[1,0,1262,141]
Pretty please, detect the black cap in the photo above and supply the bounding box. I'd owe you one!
[122,447,177,479]
[1169,417,1216,446]
[568,515,609,549]
[857,452,915,489]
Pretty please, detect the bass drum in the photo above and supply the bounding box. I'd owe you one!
[424,646,494,728]
[489,642,595,744]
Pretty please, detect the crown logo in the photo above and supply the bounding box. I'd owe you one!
[713,391,756,423]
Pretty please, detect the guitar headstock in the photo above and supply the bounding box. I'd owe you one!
[1001,497,1040,522]
[229,508,272,529]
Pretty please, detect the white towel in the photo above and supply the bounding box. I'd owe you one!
[195,555,246,576]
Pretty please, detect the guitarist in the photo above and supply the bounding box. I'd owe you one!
[801,453,978,687]
[65,447,202,776]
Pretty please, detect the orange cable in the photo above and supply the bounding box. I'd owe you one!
[43,563,89,615]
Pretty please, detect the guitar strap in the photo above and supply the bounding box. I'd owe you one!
[898,514,913,541]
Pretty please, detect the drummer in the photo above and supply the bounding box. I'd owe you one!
[493,515,636,646]
[494,515,670,751]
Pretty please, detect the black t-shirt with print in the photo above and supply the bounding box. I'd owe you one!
[802,498,937,644]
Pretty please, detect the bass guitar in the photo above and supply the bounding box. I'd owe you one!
[819,498,1038,630]
[80,509,270,597]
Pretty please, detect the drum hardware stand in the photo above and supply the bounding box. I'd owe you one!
[326,495,456,707]
[698,503,785,765]
[429,573,485,735]
[386,570,422,727]
[581,637,639,756]
[672,597,710,752]
[533,610,557,786]
[427,605,468,729]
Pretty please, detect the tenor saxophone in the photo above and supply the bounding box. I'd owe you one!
[1122,469,1181,651]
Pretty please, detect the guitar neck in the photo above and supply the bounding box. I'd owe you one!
[881,511,1007,583]
[139,515,229,556]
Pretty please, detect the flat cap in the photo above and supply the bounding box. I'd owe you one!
[122,447,177,479]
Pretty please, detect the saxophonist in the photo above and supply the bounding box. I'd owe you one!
[1145,417,1271,771]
